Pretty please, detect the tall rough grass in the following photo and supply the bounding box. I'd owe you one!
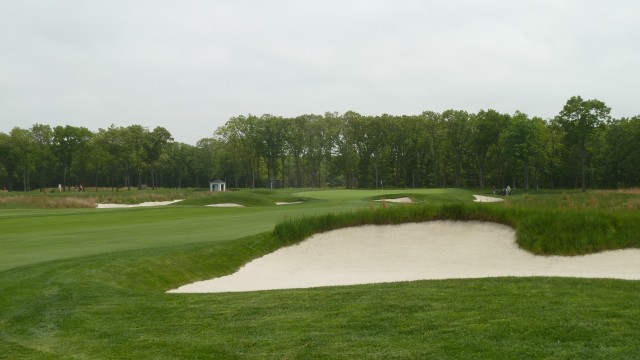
[273,203,640,256]
[0,188,197,208]
[507,189,640,211]
[274,204,512,247]
[0,194,97,208]
[515,208,640,255]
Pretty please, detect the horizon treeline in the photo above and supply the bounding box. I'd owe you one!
[1,96,639,192]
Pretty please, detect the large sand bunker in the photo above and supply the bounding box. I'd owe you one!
[169,221,640,294]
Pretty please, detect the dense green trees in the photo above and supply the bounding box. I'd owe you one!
[472,109,508,188]
[604,116,640,187]
[1,96,638,191]
[500,112,543,191]
[556,96,611,191]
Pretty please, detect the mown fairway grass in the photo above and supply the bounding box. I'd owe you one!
[1,188,639,359]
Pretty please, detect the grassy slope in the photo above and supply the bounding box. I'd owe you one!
[0,206,276,272]
[1,188,639,359]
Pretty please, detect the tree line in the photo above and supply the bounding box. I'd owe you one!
[1,96,638,192]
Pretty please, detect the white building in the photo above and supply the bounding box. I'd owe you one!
[209,179,226,192]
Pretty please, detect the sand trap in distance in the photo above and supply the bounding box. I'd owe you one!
[473,195,504,202]
[374,197,414,203]
[205,203,245,207]
[97,200,183,208]
[169,221,640,293]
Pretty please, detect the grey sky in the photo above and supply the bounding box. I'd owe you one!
[2,0,639,144]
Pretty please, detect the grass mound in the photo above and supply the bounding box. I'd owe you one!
[178,189,314,207]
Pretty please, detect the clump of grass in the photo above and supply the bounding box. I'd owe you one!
[626,198,640,210]
[585,195,600,209]
[561,192,575,209]
[511,208,637,255]
[57,197,97,208]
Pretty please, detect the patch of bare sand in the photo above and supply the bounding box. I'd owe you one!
[205,203,245,207]
[374,197,413,204]
[96,200,183,208]
[473,195,504,203]
[169,221,640,293]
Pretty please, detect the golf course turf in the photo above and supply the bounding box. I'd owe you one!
[1,188,639,359]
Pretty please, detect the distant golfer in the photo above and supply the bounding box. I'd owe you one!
[58,184,62,192]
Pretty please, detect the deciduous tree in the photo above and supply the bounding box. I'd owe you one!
[556,96,611,191]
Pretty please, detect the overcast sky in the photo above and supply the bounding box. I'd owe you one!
[2,1,639,145]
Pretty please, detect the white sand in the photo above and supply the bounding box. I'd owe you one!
[96,200,183,208]
[275,201,303,205]
[169,221,640,293]
[205,203,245,207]
[473,195,504,203]
[374,197,414,204]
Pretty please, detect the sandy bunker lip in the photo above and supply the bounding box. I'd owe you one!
[169,221,640,293]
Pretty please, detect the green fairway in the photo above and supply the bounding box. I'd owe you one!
[1,188,639,359]
[0,188,463,272]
